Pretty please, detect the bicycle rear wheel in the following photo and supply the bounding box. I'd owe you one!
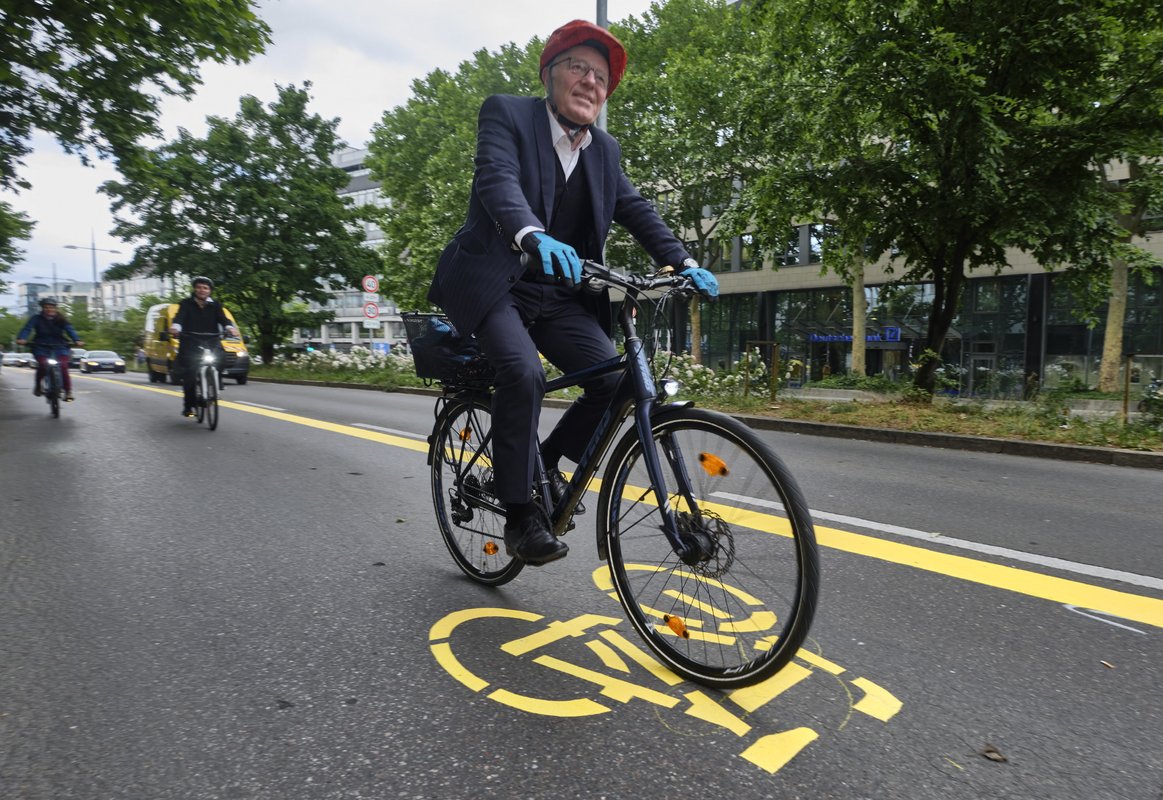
[599,406,819,689]
[430,395,522,585]
[204,369,219,430]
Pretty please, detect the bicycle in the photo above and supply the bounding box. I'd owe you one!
[409,261,820,689]
[39,354,65,418]
[182,332,223,431]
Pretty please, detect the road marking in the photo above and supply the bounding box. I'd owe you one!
[1063,605,1148,634]
[352,422,427,440]
[85,375,1163,628]
[818,506,1163,592]
[232,400,286,411]
[714,493,1163,593]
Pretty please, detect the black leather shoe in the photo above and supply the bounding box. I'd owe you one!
[182,406,194,417]
[548,470,585,515]
[503,514,568,566]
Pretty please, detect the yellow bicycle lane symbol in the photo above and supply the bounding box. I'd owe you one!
[429,565,901,775]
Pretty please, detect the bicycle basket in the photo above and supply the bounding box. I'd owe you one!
[402,312,494,386]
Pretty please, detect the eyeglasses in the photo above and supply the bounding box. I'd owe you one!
[549,57,609,91]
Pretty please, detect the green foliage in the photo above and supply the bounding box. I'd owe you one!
[0,0,270,256]
[0,202,34,287]
[365,42,542,312]
[0,308,25,349]
[102,84,380,364]
[607,0,748,272]
[812,372,903,394]
[732,0,1163,394]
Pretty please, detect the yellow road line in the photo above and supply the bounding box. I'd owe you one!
[83,375,1163,627]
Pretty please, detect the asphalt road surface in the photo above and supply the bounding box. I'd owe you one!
[2,370,1160,799]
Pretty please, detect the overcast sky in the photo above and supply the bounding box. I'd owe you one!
[0,0,657,311]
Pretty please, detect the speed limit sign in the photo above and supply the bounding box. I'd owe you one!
[361,275,379,293]
[363,302,380,319]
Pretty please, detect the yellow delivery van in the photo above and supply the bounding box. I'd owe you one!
[143,302,250,385]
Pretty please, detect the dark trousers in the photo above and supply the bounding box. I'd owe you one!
[179,345,222,407]
[34,354,71,392]
[474,280,619,506]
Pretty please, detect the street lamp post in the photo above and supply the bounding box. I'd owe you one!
[64,232,120,319]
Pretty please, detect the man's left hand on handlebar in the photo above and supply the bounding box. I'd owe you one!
[680,259,719,299]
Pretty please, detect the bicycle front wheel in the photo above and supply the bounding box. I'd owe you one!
[599,406,819,689]
[47,370,60,418]
[204,369,219,431]
[194,368,207,424]
[430,396,522,585]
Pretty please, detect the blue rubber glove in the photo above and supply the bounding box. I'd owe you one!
[680,261,719,298]
[521,232,582,285]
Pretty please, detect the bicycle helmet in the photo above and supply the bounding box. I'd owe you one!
[39,297,59,307]
[541,20,627,98]
[191,276,214,290]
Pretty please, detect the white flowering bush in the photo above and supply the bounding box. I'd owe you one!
[652,349,772,401]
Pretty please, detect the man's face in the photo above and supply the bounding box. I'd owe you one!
[193,283,212,301]
[41,304,58,317]
[543,45,609,126]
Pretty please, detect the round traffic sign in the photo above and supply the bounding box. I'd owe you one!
[363,302,380,319]
[361,275,379,293]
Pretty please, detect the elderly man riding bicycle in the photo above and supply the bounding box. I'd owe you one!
[428,19,719,566]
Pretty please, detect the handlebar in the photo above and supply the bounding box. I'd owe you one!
[517,252,699,297]
[578,260,696,296]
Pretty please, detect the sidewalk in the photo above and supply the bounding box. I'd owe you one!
[251,377,1163,471]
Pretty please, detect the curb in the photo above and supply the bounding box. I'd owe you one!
[246,377,1163,470]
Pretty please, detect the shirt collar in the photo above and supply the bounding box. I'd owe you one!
[544,101,592,152]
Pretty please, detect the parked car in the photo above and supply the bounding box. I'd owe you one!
[2,352,31,368]
[78,350,126,373]
[69,347,88,368]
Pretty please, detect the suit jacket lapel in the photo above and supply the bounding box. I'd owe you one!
[585,132,611,249]
[533,99,556,229]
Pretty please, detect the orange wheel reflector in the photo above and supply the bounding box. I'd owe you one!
[698,452,729,477]
[459,426,473,441]
[483,541,499,555]
[664,614,690,638]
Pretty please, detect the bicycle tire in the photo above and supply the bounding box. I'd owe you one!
[430,395,523,586]
[205,368,219,431]
[47,368,61,418]
[194,368,207,424]
[598,406,819,689]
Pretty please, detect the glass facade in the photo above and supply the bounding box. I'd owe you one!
[682,266,1163,398]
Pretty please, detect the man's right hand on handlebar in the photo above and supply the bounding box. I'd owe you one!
[521,231,583,285]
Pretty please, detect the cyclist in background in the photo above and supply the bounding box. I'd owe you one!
[427,20,718,566]
[169,276,238,417]
[16,297,84,402]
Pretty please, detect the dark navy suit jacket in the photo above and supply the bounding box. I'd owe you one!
[428,95,692,336]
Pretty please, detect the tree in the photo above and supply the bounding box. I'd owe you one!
[609,0,752,363]
[734,0,1163,394]
[102,84,380,363]
[1096,157,1163,392]
[0,201,34,289]
[0,0,270,256]
[365,42,541,312]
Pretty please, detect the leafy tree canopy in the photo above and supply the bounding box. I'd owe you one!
[608,0,749,273]
[0,0,270,261]
[102,83,380,363]
[364,41,543,312]
[0,201,34,290]
[731,0,1163,392]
